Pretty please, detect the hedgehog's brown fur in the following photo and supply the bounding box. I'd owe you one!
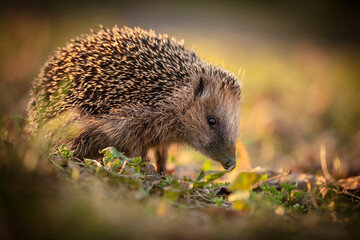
[27,26,242,172]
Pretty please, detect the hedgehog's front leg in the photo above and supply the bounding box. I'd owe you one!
[154,145,169,174]
[137,147,155,176]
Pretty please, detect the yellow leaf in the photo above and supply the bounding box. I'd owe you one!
[232,201,251,211]
[229,172,261,191]
[228,190,250,201]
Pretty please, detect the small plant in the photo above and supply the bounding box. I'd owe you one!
[55,144,74,159]
[259,182,305,212]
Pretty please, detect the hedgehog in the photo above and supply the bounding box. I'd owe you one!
[27,26,242,173]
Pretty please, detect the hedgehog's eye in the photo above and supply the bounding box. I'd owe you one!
[207,117,217,127]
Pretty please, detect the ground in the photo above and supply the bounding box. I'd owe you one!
[0,139,359,239]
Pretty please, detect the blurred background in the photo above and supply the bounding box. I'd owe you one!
[1,0,359,176]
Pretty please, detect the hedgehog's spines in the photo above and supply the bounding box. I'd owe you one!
[28,25,241,135]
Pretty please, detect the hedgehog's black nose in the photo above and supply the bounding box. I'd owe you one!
[223,158,236,171]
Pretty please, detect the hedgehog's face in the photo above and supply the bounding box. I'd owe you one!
[182,74,241,170]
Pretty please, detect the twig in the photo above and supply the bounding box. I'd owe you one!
[342,190,360,201]
[320,144,334,182]
[193,190,214,203]
[118,160,127,174]
[251,170,292,189]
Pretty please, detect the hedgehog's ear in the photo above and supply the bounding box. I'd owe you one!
[194,76,205,100]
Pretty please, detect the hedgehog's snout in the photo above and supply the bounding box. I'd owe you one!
[222,158,236,171]
[206,142,237,171]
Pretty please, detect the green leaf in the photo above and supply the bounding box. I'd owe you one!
[105,158,122,171]
[260,174,268,181]
[100,147,127,161]
[183,176,194,183]
[212,197,223,206]
[193,171,228,188]
[56,144,74,159]
[294,191,303,198]
[269,186,278,195]
[204,171,227,182]
[196,170,205,181]
[132,157,142,164]
[164,188,183,201]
